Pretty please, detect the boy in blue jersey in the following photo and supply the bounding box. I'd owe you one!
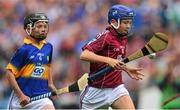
[6,13,57,109]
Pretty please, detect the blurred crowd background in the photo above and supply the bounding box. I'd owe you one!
[0,0,180,109]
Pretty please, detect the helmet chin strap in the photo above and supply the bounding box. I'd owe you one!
[25,23,47,41]
[111,19,128,36]
[25,24,32,36]
[110,19,120,29]
[112,26,128,37]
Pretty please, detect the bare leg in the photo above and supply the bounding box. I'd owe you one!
[41,104,55,110]
[111,95,135,109]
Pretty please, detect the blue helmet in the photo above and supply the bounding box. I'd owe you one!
[108,5,135,24]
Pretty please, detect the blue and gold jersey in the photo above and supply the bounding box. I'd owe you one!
[6,38,53,97]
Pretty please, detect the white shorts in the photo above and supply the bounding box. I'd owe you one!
[80,84,129,109]
[7,91,54,110]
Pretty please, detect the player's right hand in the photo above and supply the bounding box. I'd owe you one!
[19,94,30,107]
[106,57,124,70]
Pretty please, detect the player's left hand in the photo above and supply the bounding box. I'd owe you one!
[122,65,144,80]
[19,94,30,107]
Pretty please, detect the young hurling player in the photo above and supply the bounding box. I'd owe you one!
[6,13,57,109]
[80,5,144,109]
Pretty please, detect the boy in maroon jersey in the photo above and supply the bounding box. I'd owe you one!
[80,5,144,109]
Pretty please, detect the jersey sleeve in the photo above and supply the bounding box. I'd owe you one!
[82,33,109,53]
[6,47,27,77]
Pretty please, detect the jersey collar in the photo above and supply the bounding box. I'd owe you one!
[24,38,46,49]
[106,26,127,38]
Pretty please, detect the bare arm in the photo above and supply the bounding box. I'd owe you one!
[6,71,25,98]
[80,49,109,63]
[80,49,123,69]
[81,50,144,80]
[6,70,29,106]
[48,67,57,93]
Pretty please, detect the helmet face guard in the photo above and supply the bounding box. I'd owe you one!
[108,5,135,29]
[24,13,49,40]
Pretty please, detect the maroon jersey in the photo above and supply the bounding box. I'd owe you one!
[82,26,128,88]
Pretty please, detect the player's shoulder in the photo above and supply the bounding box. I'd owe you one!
[96,29,111,39]
[13,44,29,56]
[45,42,53,48]
[45,42,53,46]
[17,44,29,51]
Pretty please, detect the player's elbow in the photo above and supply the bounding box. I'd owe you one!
[80,52,86,60]
[6,70,15,80]
[80,50,88,60]
[80,49,94,61]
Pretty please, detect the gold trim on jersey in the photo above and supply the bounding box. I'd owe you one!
[6,63,19,77]
[24,38,47,49]
[6,63,50,79]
